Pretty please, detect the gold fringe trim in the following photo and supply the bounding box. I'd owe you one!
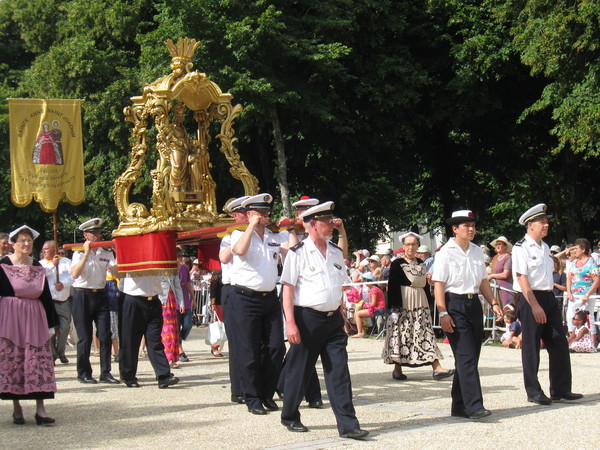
[116,268,178,278]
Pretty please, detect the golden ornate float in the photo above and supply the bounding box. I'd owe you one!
[113,38,259,237]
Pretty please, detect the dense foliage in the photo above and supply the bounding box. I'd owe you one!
[0,0,598,252]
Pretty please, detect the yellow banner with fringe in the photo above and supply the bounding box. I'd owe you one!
[9,98,84,212]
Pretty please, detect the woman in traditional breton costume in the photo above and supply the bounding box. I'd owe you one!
[0,226,58,425]
[382,232,454,381]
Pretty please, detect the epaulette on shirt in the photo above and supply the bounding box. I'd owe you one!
[328,241,341,251]
[290,242,304,252]
[515,238,525,247]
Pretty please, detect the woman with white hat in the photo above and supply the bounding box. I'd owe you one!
[488,236,515,307]
[0,225,59,425]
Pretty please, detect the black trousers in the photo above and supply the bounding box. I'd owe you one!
[228,287,285,409]
[281,307,359,435]
[518,290,572,397]
[221,284,242,397]
[277,355,322,403]
[445,293,484,416]
[119,294,170,382]
[72,289,112,378]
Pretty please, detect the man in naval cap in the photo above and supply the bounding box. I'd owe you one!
[512,203,582,405]
[70,218,119,385]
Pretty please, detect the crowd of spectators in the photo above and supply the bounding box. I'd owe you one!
[341,236,600,355]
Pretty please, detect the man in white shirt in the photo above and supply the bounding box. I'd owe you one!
[228,193,297,415]
[219,195,249,404]
[512,203,582,405]
[70,218,119,384]
[120,275,179,389]
[279,201,368,439]
[433,210,502,420]
[41,240,75,364]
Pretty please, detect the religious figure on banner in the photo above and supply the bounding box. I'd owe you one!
[51,120,64,163]
[32,121,64,165]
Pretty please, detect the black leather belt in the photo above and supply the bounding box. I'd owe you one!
[127,294,157,301]
[448,293,477,299]
[74,287,104,293]
[234,285,276,297]
[296,306,337,316]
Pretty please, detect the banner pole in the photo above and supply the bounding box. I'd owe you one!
[53,210,59,281]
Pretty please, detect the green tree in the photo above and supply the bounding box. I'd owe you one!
[501,0,600,157]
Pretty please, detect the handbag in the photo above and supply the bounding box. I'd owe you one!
[205,316,227,347]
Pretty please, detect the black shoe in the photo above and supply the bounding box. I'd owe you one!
[179,353,189,362]
[12,414,25,425]
[35,413,55,426]
[340,428,369,440]
[158,375,179,389]
[392,372,407,381]
[432,369,455,381]
[99,374,120,384]
[247,405,268,415]
[469,408,492,419]
[124,380,141,388]
[262,399,278,411]
[59,355,69,364]
[282,420,308,432]
[528,393,552,405]
[551,392,583,402]
[450,410,469,418]
[308,399,324,409]
[231,394,245,404]
[78,376,97,384]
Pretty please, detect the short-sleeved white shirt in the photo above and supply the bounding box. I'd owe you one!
[40,257,74,301]
[432,238,487,294]
[280,237,349,312]
[219,235,232,285]
[511,234,553,291]
[121,275,163,297]
[230,228,287,291]
[72,248,115,289]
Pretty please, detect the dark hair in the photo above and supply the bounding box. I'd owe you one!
[574,238,591,256]
[11,229,34,243]
[573,310,588,323]
[504,310,516,322]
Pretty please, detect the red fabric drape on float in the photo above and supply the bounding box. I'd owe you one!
[114,231,178,276]
[196,243,221,271]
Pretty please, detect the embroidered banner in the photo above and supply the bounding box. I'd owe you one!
[9,98,84,212]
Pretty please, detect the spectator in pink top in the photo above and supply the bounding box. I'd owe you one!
[351,269,386,338]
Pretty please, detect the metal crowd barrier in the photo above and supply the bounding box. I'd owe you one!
[191,279,211,326]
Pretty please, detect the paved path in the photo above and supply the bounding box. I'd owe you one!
[2,329,598,449]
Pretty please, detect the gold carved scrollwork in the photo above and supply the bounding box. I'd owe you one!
[113,38,259,237]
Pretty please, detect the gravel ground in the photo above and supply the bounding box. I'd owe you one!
[2,328,598,449]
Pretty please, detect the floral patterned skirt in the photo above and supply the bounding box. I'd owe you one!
[0,296,56,399]
[382,305,443,366]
